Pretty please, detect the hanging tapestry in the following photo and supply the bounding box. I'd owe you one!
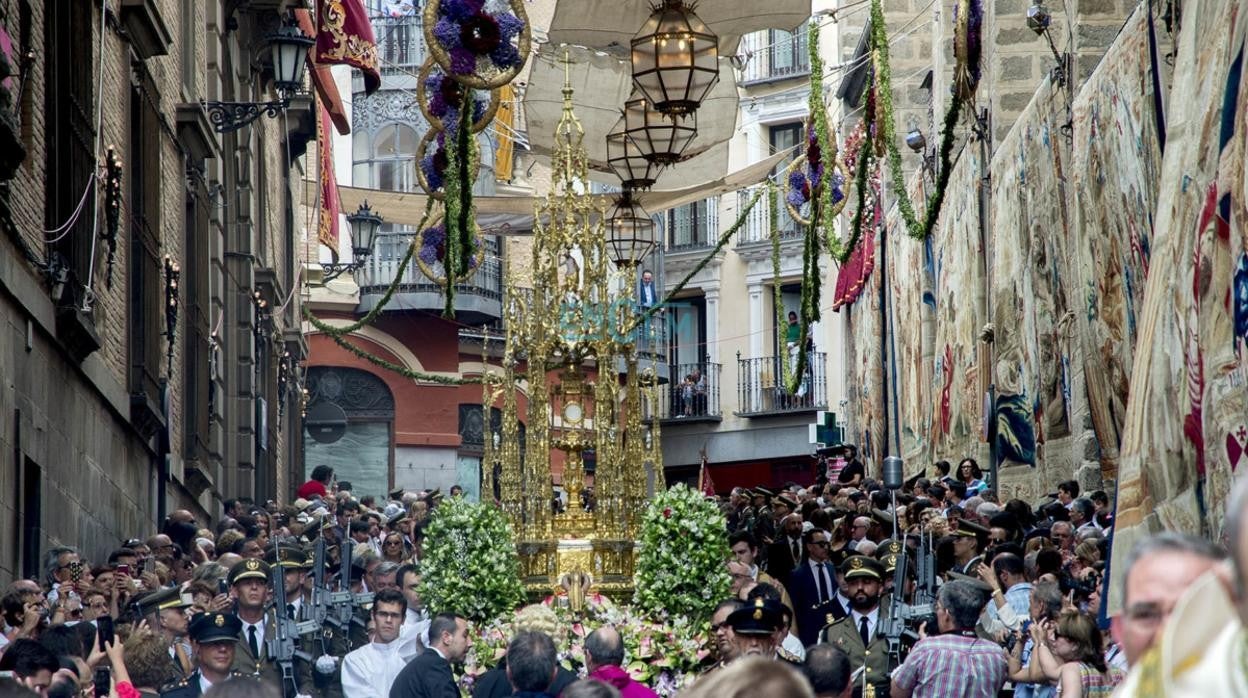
[846,227,885,465]
[1108,0,1248,615]
[1069,5,1165,479]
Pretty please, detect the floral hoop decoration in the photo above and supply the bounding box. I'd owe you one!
[416,127,482,200]
[417,57,501,133]
[841,122,882,228]
[424,0,531,90]
[415,212,486,287]
[784,132,849,228]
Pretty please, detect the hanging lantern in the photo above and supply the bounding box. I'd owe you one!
[268,21,315,96]
[607,116,663,190]
[630,0,720,116]
[624,93,697,165]
[606,190,657,268]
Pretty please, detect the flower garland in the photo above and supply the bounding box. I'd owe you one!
[415,218,484,288]
[441,92,479,316]
[633,483,731,623]
[423,0,531,90]
[867,0,974,242]
[418,57,499,134]
[418,496,526,623]
[303,306,481,385]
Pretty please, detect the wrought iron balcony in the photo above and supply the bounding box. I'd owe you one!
[666,196,719,252]
[357,234,502,324]
[646,362,722,422]
[372,13,424,74]
[735,351,828,416]
[739,29,811,85]
[734,184,805,246]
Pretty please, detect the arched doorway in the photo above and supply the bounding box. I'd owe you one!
[303,367,395,500]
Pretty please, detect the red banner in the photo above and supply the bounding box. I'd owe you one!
[317,105,340,261]
[316,0,381,94]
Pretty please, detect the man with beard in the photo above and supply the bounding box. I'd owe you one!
[818,556,894,698]
[767,514,805,587]
[725,598,794,665]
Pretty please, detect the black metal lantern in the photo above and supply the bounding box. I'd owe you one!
[630,0,720,116]
[1026,3,1052,33]
[606,190,657,268]
[269,22,315,95]
[607,117,664,190]
[624,93,697,165]
[346,201,383,260]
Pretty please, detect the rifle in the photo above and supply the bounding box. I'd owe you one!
[327,536,362,651]
[307,525,337,667]
[268,544,311,698]
[881,532,937,665]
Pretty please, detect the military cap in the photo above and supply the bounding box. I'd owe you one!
[840,554,885,581]
[133,587,194,617]
[388,488,405,501]
[228,558,271,585]
[774,495,799,510]
[871,508,895,527]
[428,489,444,503]
[726,597,786,636]
[753,487,775,499]
[387,511,408,527]
[264,546,308,569]
[876,539,905,557]
[188,612,243,644]
[879,552,900,574]
[952,518,990,540]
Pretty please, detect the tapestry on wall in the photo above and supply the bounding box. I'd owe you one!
[1108,0,1248,614]
[1069,5,1165,480]
[928,150,986,466]
[845,227,886,466]
[990,77,1076,469]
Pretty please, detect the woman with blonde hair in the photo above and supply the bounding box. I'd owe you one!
[679,657,813,698]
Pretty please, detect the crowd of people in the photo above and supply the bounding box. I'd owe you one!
[2,453,1247,698]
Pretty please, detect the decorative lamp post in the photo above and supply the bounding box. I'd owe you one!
[606,190,657,269]
[321,202,383,281]
[202,19,314,133]
[624,93,697,165]
[630,0,720,116]
[607,117,664,190]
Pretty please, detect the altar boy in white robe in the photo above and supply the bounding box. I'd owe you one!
[340,589,412,697]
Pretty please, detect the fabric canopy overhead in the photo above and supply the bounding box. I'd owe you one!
[523,45,741,190]
[544,0,813,56]
[308,147,792,231]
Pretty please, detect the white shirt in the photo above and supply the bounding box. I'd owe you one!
[198,673,215,694]
[398,609,429,660]
[851,606,880,642]
[341,640,408,698]
[241,616,267,655]
[808,560,836,603]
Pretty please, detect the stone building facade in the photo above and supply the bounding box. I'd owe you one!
[0,0,308,583]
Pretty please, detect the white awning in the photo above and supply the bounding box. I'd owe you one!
[544,0,814,56]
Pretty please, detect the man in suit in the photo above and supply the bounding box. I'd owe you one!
[638,269,658,309]
[767,513,805,587]
[161,612,248,697]
[789,528,844,647]
[388,612,469,698]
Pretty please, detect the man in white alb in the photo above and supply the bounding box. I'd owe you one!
[340,589,410,697]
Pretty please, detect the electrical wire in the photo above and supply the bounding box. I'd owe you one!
[41,173,98,242]
[81,0,109,312]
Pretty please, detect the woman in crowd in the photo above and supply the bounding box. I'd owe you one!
[380,532,411,565]
[1030,610,1124,697]
[957,458,989,497]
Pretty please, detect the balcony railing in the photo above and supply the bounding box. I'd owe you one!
[358,235,503,316]
[667,196,719,251]
[735,184,805,245]
[372,14,424,72]
[736,351,828,416]
[740,29,811,85]
[649,362,722,421]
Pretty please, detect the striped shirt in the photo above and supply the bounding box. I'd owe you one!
[890,633,1008,698]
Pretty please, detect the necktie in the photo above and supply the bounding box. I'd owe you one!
[287,603,296,620]
[248,625,259,658]
[860,616,871,647]
[814,563,825,604]
[792,539,800,561]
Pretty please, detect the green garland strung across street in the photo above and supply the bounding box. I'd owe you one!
[304,306,480,385]
[632,186,766,330]
[869,0,967,242]
[443,92,480,317]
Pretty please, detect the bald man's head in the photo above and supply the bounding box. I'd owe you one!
[584,625,624,671]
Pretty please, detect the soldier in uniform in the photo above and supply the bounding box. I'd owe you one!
[874,541,905,597]
[818,556,896,698]
[225,558,317,694]
[752,488,776,546]
[160,612,249,697]
[132,587,197,678]
[950,519,989,577]
[724,597,799,666]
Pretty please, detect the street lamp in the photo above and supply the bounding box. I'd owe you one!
[606,190,657,269]
[624,92,697,165]
[607,116,664,190]
[321,202,384,281]
[630,0,720,116]
[202,20,314,133]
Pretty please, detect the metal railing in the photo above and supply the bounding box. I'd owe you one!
[666,196,719,251]
[740,29,811,84]
[735,184,805,245]
[736,351,828,415]
[651,362,722,420]
[372,14,424,72]
[359,234,503,301]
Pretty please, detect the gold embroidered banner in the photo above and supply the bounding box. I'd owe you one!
[318,104,341,260]
[316,0,381,95]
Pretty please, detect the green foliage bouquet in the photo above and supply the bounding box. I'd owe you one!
[633,483,731,623]
[418,497,525,623]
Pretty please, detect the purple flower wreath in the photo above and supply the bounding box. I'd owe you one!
[420,131,450,191]
[786,125,845,212]
[425,69,490,137]
[418,224,480,271]
[432,0,525,76]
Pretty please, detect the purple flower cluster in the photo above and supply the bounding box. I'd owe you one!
[425,70,490,136]
[433,0,526,76]
[419,224,480,272]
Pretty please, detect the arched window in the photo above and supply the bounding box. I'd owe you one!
[372,122,418,192]
[303,367,396,499]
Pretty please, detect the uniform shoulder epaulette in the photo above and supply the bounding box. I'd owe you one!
[160,677,189,691]
[823,613,847,628]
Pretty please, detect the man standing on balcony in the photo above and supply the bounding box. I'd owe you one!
[638,269,658,309]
